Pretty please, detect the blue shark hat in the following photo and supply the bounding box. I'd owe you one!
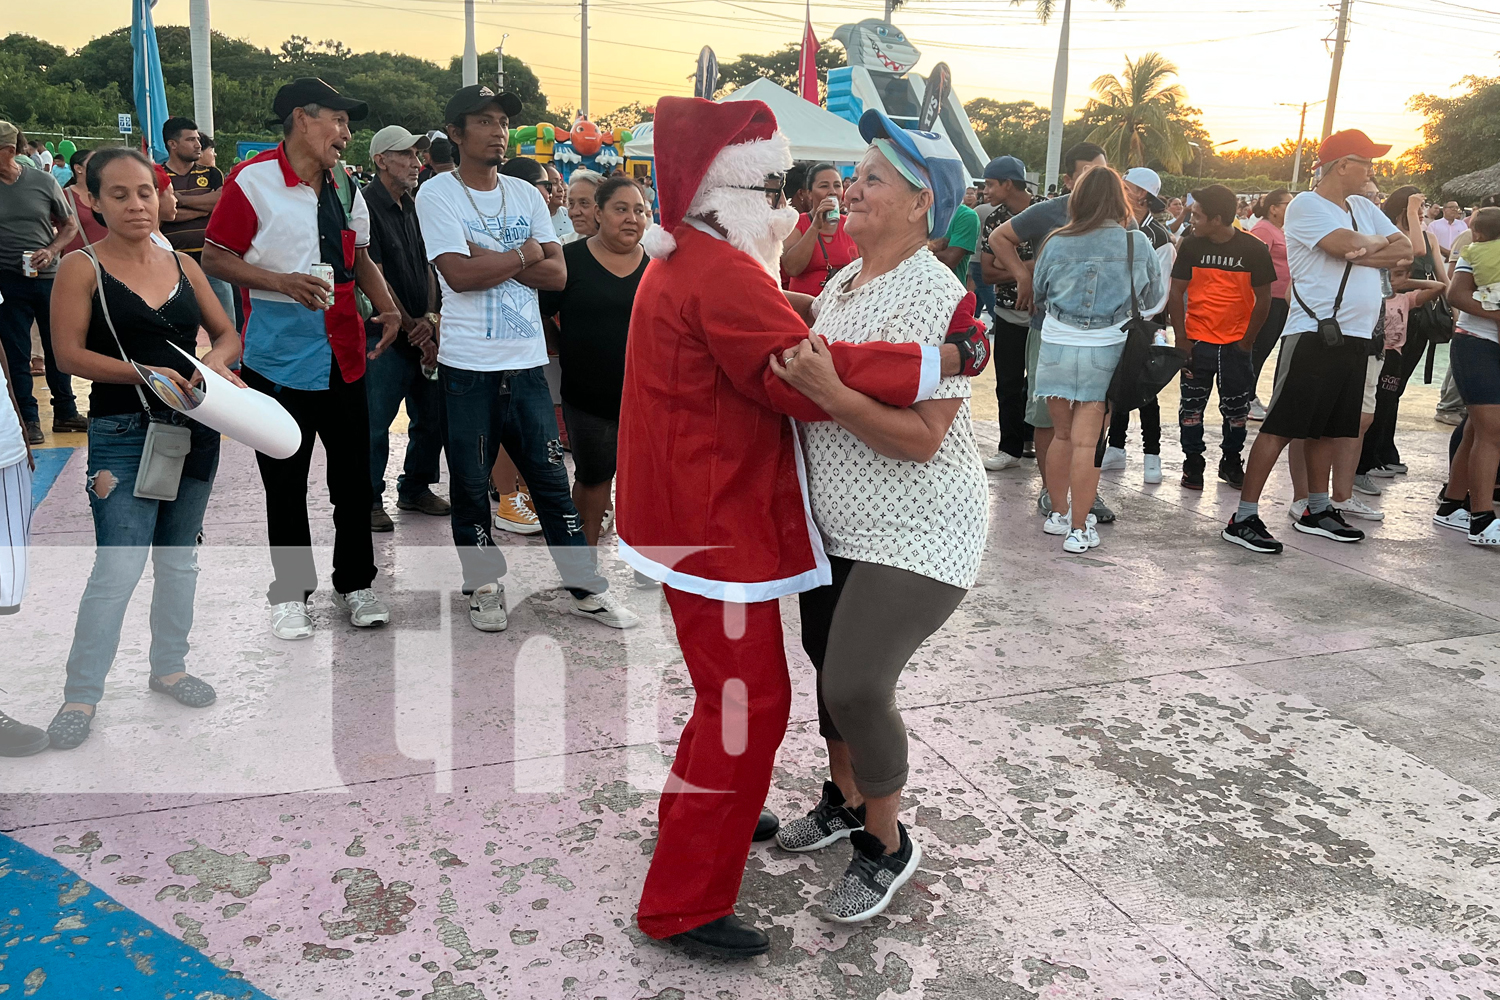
[857,108,966,237]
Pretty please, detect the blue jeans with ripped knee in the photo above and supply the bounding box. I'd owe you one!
[63,413,220,706]
[440,364,605,597]
[1179,339,1255,460]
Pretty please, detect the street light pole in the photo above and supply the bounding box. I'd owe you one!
[463,0,478,86]
[581,0,590,119]
[496,34,508,92]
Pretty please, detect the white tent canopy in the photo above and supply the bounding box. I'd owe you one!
[620,78,870,163]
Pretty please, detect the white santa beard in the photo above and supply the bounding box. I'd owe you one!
[691,188,800,276]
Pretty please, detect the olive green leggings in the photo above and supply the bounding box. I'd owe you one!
[799,557,966,798]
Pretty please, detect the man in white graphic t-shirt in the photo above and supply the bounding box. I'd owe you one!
[416,85,638,634]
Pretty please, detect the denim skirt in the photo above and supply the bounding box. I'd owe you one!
[1033,340,1125,403]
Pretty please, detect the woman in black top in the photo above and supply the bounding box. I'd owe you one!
[44,147,243,750]
[540,176,650,545]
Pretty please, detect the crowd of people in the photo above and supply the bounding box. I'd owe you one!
[2,73,1499,959]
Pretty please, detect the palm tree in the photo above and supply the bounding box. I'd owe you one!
[1011,0,1126,192]
[1085,52,1193,172]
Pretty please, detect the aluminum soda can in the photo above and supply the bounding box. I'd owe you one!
[310,263,335,307]
[20,251,37,278]
[824,209,840,227]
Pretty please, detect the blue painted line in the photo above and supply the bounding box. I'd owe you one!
[28,447,73,511]
[0,833,278,998]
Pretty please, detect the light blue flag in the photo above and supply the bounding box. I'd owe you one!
[131,0,170,163]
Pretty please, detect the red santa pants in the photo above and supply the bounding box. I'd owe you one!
[636,586,792,938]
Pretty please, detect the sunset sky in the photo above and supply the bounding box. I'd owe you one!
[12,0,1500,156]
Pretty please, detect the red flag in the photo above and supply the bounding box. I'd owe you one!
[797,1,819,104]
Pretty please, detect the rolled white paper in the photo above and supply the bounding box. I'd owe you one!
[146,344,303,459]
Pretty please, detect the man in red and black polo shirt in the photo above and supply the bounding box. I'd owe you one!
[203,78,403,642]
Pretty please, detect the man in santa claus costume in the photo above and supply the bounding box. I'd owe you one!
[617,96,989,957]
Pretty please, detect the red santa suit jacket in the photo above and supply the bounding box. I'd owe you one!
[616,222,940,604]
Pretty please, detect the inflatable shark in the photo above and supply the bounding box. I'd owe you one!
[827,19,990,181]
[831,20,921,76]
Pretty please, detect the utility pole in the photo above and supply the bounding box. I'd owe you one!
[463,0,478,85]
[581,0,590,118]
[1042,0,1073,194]
[1320,0,1351,141]
[1286,101,1309,187]
[496,33,508,92]
[1279,99,1323,188]
[189,0,214,139]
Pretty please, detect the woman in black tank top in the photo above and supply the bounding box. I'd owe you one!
[42,148,242,751]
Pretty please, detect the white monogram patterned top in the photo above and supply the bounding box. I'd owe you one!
[800,249,989,590]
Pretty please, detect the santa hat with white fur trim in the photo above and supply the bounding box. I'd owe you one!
[640,96,791,259]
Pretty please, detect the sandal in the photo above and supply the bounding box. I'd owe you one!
[47,708,95,750]
[149,674,217,708]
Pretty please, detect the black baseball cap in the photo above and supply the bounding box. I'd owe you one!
[444,85,523,125]
[267,78,369,128]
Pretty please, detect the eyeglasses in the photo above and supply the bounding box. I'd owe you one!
[731,172,787,206]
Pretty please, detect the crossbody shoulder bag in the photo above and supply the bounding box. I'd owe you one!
[1290,209,1357,348]
[83,250,193,501]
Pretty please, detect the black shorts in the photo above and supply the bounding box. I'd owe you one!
[560,400,619,486]
[1259,331,1366,440]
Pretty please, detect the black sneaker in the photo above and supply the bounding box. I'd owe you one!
[823,824,922,923]
[0,712,50,757]
[1181,455,1205,491]
[1221,515,1283,554]
[1217,454,1245,489]
[396,490,452,516]
[1294,507,1364,543]
[668,914,769,958]
[775,780,866,852]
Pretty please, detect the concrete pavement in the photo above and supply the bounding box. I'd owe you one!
[1,407,1498,999]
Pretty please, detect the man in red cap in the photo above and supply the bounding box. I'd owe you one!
[1222,129,1412,555]
[618,95,985,956]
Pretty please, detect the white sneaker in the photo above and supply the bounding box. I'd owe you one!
[599,507,616,536]
[1352,474,1382,496]
[984,451,1022,471]
[334,588,391,627]
[468,582,509,632]
[1044,511,1095,535]
[1248,398,1267,421]
[571,590,640,629]
[1100,446,1127,471]
[493,491,543,535]
[1288,498,1308,521]
[1469,517,1500,546]
[1062,526,1100,553]
[1338,496,1385,521]
[1143,454,1163,484]
[271,601,314,640]
[1434,507,1471,532]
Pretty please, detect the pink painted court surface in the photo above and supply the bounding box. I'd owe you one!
[3,410,1500,999]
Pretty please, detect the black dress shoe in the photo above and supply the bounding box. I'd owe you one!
[753,808,779,842]
[52,414,88,433]
[669,914,769,958]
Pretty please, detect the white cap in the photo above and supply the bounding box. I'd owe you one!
[370,125,431,156]
[1122,167,1167,213]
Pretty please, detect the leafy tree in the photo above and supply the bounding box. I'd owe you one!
[1083,51,1192,171]
[594,102,655,131]
[1408,73,1500,186]
[714,42,846,97]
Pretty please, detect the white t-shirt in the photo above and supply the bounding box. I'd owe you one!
[1283,191,1400,340]
[415,171,559,372]
[0,291,26,469]
[799,250,988,590]
[1454,257,1500,343]
[36,149,53,169]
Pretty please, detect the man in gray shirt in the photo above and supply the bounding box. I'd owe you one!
[986,141,1109,519]
[0,121,82,442]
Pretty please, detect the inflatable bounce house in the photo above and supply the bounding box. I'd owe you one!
[513,118,635,181]
[826,19,990,181]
